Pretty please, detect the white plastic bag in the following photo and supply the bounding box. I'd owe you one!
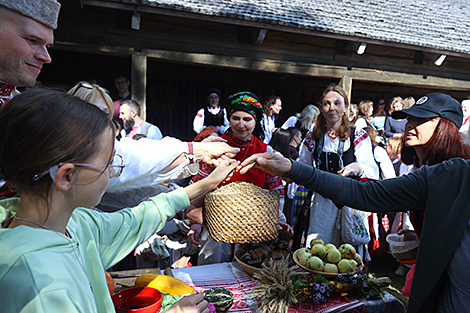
[340,207,370,245]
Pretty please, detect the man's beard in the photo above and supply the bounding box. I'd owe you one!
[123,118,135,132]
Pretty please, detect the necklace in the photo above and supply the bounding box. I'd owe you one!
[13,215,53,231]
[327,130,338,139]
[13,215,71,238]
[12,215,93,292]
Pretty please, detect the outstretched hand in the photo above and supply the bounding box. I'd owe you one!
[338,162,363,177]
[193,142,240,167]
[239,152,293,177]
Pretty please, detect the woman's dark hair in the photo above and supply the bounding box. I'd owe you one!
[269,128,293,158]
[310,84,351,141]
[263,95,281,118]
[363,126,378,147]
[0,89,114,194]
[401,118,470,166]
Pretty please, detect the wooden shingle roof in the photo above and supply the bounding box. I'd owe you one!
[101,0,470,55]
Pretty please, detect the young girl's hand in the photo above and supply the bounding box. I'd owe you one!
[183,159,239,203]
[205,159,240,189]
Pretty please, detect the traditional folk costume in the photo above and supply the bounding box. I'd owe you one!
[298,127,378,259]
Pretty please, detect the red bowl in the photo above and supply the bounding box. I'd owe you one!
[112,286,162,313]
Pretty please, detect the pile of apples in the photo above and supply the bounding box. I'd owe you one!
[296,239,363,274]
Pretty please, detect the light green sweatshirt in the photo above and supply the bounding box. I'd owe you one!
[0,187,189,312]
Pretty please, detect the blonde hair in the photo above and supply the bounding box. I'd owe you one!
[386,137,402,160]
[388,96,405,115]
[358,100,374,116]
[67,81,114,118]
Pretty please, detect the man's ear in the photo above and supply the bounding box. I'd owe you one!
[53,164,76,191]
[131,110,137,118]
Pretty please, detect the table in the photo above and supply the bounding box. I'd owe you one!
[111,263,405,313]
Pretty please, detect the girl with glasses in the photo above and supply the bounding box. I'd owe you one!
[0,89,238,313]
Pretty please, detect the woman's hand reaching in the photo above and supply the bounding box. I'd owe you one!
[239,152,292,177]
[338,162,363,177]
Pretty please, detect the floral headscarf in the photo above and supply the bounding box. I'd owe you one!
[226,91,263,121]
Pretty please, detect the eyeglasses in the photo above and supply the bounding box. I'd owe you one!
[32,154,125,181]
[71,82,110,96]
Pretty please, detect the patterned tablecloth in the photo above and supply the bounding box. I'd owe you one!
[170,262,403,313]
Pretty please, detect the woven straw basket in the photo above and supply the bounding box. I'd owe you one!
[204,182,279,243]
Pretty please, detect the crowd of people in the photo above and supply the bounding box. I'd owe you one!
[1,1,470,313]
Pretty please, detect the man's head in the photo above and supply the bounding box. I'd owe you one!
[119,99,141,130]
[0,0,60,87]
[114,75,130,95]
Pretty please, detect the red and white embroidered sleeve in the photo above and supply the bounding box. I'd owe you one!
[264,173,285,196]
[354,128,369,147]
[189,162,213,184]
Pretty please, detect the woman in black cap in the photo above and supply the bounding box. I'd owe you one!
[240,92,470,313]
[390,93,470,281]
[188,91,293,265]
[394,93,470,171]
[193,88,230,135]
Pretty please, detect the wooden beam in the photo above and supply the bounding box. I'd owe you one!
[142,48,470,91]
[131,53,147,120]
[339,76,353,100]
[54,41,470,91]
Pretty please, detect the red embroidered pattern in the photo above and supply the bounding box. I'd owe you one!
[0,81,16,107]
[354,128,368,147]
[303,137,315,152]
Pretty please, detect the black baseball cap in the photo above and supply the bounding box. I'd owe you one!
[392,93,463,129]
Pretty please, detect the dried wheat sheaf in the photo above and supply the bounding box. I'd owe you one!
[251,257,301,313]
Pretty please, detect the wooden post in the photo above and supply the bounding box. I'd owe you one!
[339,75,353,101]
[131,53,147,120]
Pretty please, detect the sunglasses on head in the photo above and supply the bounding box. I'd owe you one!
[72,82,110,96]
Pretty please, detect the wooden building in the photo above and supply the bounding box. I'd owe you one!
[43,0,470,140]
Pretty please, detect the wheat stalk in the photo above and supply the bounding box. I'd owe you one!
[251,257,300,313]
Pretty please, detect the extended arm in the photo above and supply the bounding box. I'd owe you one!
[240,152,427,214]
[107,138,239,191]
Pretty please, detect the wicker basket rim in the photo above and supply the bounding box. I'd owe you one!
[234,249,262,273]
[207,189,280,196]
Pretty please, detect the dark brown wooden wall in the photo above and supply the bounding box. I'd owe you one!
[36,4,470,140]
